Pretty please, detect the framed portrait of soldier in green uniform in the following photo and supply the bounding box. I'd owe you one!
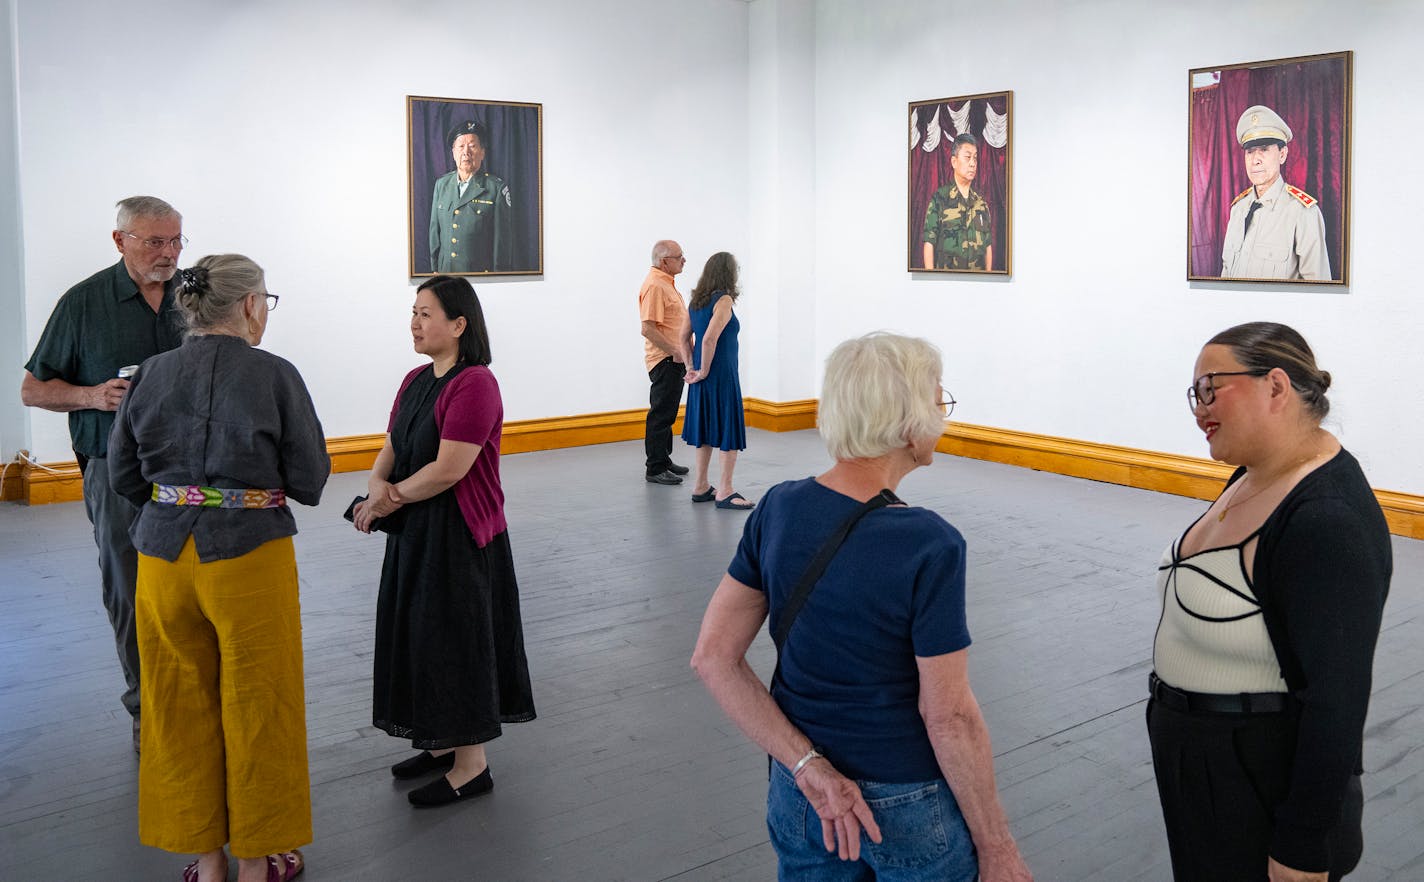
[908,90,1012,275]
[407,95,544,277]
[1187,51,1351,284]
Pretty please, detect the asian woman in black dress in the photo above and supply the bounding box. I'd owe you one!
[354,275,535,807]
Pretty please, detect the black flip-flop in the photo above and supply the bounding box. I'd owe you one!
[715,492,754,511]
[691,487,716,503]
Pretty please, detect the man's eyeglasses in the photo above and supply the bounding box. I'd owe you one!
[937,393,957,419]
[262,293,280,311]
[1187,369,1270,411]
[121,231,188,251]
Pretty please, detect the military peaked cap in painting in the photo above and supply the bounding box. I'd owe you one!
[1236,105,1292,149]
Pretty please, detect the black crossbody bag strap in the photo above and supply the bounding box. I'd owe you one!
[770,488,902,690]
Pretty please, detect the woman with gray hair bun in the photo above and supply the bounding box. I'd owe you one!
[1149,321,1391,882]
[692,332,1033,881]
[108,254,329,882]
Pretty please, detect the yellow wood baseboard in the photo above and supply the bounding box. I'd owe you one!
[745,397,818,432]
[498,398,815,456]
[10,401,1421,540]
[325,433,388,474]
[9,397,817,505]
[1374,490,1424,541]
[503,406,684,455]
[14,460,83,505]
[938,421,1424,540]
[1,461,33,502]
[938,422,1235,501]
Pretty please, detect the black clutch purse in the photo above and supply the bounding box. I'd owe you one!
[343,495,403,533]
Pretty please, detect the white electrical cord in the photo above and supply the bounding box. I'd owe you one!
[1,451,69,495]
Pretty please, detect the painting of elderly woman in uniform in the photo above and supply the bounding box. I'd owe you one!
[1188,52,1351,284]
[908,90,1012,275]
[407,95,543,277]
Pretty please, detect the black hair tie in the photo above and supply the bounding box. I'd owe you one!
[177,266,210,295]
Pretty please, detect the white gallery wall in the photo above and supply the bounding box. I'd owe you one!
[7,0,1422,497]
[1,1,27,462]
[8,0,751,462]
[808,0,1424,494]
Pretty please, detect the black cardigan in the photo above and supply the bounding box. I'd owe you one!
[1236,448,1392,871]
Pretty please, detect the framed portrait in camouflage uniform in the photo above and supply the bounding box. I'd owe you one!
[1187,52,1351,284]
[407,95,544,277]
[908,91,1012,275]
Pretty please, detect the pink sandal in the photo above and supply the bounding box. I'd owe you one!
[265,850,305,882]
[180,855,228,882]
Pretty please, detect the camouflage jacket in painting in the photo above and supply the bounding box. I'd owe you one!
[923,184,992,270]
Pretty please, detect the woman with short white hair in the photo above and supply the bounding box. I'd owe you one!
[692,332,1033,881]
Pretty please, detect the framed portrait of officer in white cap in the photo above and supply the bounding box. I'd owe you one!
[407,95,544,277]
[1187,51,1351,284]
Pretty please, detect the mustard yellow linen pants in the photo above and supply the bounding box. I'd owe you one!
[136,535,311,858]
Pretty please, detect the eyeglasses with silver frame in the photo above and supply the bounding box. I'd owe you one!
[937,393,957,419]
[120,231,188,251]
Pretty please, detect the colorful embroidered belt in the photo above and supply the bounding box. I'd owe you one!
[151,483,287,509]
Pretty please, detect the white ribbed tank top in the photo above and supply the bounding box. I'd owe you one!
[1152,527,1288,694]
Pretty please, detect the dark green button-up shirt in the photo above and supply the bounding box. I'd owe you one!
[24,260,186,458]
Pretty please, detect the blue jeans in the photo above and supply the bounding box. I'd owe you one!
[766,760,978,881]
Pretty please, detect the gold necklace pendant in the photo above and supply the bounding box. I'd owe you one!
[1217,476,1254,521]
[1216,449,1326,522]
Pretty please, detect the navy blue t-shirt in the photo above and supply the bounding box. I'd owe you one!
[728,477,971,782]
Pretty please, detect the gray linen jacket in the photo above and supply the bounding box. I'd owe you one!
[108,334,330,562]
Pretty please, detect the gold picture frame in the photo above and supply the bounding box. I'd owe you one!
[407,95,544,278]
[908,90,1012,275]
[1187,51,1351,284]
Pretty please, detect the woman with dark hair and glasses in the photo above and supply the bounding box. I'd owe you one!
[354,275,536,807]
[108,254,328,882]
[1149,322,1391,881]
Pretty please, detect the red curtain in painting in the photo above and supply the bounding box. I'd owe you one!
[909,94,1009,270]
[1189,57,1347,278]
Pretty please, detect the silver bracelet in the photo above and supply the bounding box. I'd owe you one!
[791,746,823,777]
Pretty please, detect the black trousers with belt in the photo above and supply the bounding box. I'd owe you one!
[1147,696,1363,881]
[645,356,684,475]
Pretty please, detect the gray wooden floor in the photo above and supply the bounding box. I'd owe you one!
[1,429,1420,881]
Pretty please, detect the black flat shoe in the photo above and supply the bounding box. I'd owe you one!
[667,462,690,475]
[408,767,494,807]
[391,750,456,780]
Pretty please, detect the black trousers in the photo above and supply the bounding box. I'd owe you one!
[1147,697,1363,881]
[645,356,684,474]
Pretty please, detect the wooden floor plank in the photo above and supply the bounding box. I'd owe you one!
[1,429,1420,880]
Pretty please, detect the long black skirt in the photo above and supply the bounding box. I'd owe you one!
[372,492,535,749]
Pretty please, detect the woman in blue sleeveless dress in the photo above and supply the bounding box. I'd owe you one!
[680,252,753,510]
